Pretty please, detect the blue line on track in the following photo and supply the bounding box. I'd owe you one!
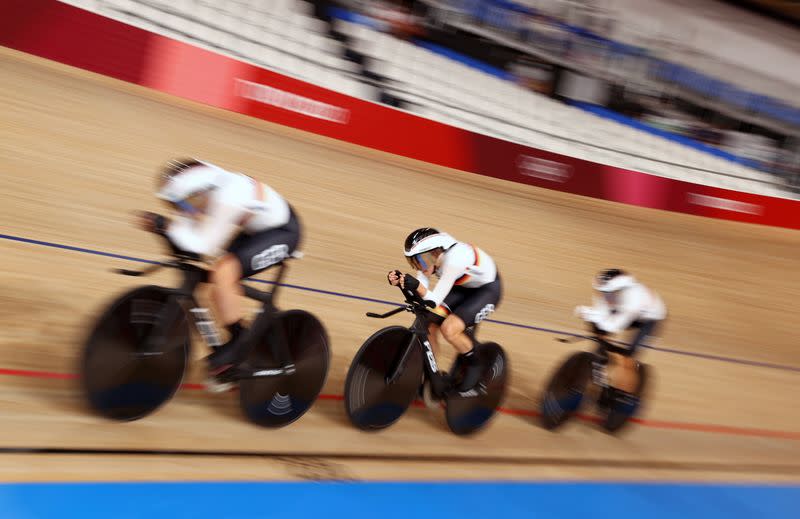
[0,233,161,265]
[2,232,798,373]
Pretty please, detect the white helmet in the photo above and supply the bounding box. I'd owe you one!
[156,158,223,213]
[593,269,635,292]
[403,227,456,271]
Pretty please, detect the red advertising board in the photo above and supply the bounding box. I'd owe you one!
[1,0,798,230]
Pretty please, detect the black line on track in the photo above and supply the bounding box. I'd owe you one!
[1,447,799,475]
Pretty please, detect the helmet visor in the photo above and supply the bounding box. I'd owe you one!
[407,251,435,271]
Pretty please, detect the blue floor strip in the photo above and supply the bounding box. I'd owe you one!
[0,481,797,519]
[2,232,798,373]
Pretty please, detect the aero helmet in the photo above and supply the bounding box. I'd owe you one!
[156,158,221,214]
[592,268,635,292]
[404,227,457,271]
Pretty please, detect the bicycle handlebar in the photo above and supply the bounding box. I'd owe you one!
[555,334,630,355]
[112,257,197,277]
[366,306,407,319]
[365,283,434,319]
[399,284,434,309]
[556,334,587,344]
[111,261,177,277]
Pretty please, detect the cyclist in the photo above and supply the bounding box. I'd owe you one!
[137,158,301,389]
[388,227,502,394]
[575,268,666,404]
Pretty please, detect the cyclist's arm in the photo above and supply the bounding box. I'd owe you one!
[166,196,242,256]
[589,295,612,318]
[415,271,430,290]
[595,287,645,334]
[416,255,470,307]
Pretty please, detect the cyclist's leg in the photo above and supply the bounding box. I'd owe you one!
[419,294,466,401]
[426,315,444,357]
[441,314,471,353]
[428,288,463,352]
[207,210,301,370]
[444,275,502,390]
[445,276,501,348]
[608,320,657,393]
[209,231,249,326]
[607,351,638,393]
[210,253,245,328]
[205,233,249,374]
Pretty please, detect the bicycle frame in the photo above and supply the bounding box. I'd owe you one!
[385,311,439,385]
[367,286,441,385]
[137,262,205,355]
[556,334,630,388]
[124,256,296,377]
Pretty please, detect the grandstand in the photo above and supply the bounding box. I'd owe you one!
[62,0,797,198]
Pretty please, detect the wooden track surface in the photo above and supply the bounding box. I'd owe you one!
[1,47,799,482]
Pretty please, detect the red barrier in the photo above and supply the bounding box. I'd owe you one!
[1,0,798,230]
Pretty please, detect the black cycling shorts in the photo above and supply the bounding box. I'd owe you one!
[431,273,502,327]
[226,206,301,279]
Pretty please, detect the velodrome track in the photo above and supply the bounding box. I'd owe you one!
[1,47,799,483]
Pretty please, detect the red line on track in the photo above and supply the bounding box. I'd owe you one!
[2,367,798,440]
[0,368,77,380]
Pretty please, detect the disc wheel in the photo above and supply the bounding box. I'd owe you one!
[602,362,651,433]
[540,351,594,430]
[445,342,508,436]
[344,326,423,431]
[238,309,330,427]
[81,286,189,421]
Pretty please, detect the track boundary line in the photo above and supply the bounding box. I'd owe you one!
[0,447,798,475]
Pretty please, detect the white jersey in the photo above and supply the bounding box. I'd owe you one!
[585,282,666,334]
[416,242,497,307]
[161,165,291,257]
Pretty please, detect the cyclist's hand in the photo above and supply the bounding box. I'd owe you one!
[135,211,157,232]
[387,269,402,286]
[135,211,168,235]
[401,274,419,292]
[575,305,601,323]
